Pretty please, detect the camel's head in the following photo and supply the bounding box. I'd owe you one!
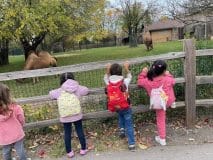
[50,57,57,67]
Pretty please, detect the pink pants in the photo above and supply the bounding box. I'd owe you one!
[156,109,166,139]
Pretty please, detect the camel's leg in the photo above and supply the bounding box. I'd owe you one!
[145,44,149,51]
[150,44,153,50]
[150,42,153,50]
[147,44,150,51]
[36,77,39,83]
[33,77,36,84]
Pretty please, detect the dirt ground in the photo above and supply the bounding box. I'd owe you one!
[1,114,212,160]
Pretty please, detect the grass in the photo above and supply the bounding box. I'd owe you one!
[1,40,213,74]
[0,41,183,73]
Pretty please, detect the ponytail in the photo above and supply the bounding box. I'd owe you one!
[147,60,167,81]
[147,67,155,81]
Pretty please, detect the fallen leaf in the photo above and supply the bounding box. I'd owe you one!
[28,144,39,149]
[88,145,95,150]
[138,143,148,150]
[37,149,46,158]
[77,144,81,149]
[204,118,209,123]
[145,128,150,132]
[195,125,202,129]
[188,138,195,141]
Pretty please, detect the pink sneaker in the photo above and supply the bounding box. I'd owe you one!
[67,151,74,158]
[80,149,88,156]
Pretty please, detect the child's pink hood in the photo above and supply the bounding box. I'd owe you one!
[0,113,12,122]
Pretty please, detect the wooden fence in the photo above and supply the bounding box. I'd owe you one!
[0,39,212,129]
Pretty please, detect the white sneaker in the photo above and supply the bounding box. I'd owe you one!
[171,102,176,109]
[155,136,166,146]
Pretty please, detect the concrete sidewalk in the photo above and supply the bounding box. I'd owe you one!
[36,143,213,160]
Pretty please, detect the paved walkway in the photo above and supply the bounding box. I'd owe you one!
[35,143,213,160]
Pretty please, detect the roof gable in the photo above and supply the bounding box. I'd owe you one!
[148,20,184,31]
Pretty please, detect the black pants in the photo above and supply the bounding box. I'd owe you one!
[63,120,86,153]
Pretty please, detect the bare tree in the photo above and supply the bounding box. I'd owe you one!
[167,0,213,24]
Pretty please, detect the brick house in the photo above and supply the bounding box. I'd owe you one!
[147,19,185,42]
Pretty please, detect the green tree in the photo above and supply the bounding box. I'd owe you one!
[119,0,160,47]
[0,0,106,63]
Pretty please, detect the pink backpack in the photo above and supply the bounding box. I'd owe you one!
[150,85,168,111]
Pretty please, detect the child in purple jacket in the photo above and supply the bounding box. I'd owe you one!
[49,72,89,158]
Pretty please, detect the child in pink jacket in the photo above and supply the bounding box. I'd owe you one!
[0,83,27,160]
[137,60,176,146]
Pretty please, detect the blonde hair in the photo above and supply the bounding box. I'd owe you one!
[0,83,12,115]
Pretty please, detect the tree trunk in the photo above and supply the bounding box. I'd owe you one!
[114,35,117,46]
[0,39,9,65]
[129,27,138,47]
[79,42,81,50]
[20,33,46,60]
[129,28,138,47]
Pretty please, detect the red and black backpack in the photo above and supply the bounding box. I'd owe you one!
[105,80,130,112]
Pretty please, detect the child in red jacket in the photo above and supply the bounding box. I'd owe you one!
[137,60,176,146]
[104,62,135,151]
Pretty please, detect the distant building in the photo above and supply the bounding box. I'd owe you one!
[147,19,184,42]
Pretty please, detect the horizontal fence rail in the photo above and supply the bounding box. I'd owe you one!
[24,99,213,129]
[0,49,212,81]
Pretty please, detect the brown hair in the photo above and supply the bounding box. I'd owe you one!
[110,63,122,76]
[0,83,12,115]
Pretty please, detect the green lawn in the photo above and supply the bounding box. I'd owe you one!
[0,41,183,73]
[1,40,213,73]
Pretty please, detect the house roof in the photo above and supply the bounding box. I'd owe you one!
[148,19,185,31]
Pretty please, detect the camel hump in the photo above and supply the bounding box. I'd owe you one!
[37,51,51,58]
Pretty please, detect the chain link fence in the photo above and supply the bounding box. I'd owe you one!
[0,51,212,124]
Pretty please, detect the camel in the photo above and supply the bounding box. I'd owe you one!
[143,30,153,51]
[17,51,57,83]
[24,51,57,70]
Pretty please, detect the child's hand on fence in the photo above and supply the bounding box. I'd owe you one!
[142,67,148,73]
[124,61,130,71]
[165,71,170,75]
[106,63,111,74]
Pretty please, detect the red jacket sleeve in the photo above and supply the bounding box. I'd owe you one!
[137,71,148,88]
[165,73,175,86]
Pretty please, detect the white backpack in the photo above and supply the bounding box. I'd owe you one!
[57,90,81,118]
[150,85,168,111]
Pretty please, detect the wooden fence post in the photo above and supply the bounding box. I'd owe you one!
[184,39,196,128]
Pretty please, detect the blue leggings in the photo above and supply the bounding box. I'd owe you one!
[2,138,26,160]
[63,120,86,153]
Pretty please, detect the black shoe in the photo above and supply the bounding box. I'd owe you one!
[119,128,125,139]
[119,133,125,139]
[128,145,136,152]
